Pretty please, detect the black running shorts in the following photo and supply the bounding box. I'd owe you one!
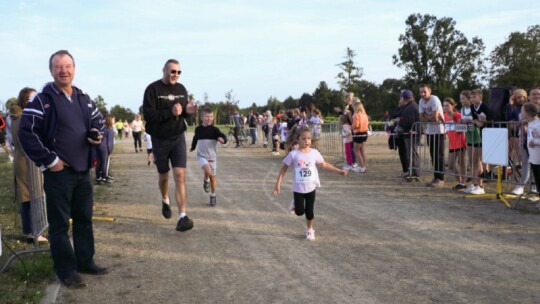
[151,133,187,173]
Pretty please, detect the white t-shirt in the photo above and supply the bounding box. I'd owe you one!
[279,122,288,142]
[131,120,144,132]
[341,124,352,144]
[144,133,152,149]
[283,148,324,193]
[527,119,540,165]
[419,95,445,134]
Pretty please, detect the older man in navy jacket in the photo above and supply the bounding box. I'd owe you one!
[19,50,106,288]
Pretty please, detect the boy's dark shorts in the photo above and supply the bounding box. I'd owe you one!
[151,133,187,173]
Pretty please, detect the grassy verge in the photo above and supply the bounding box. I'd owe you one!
[0,158,53,304]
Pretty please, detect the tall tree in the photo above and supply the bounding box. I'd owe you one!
[489,25,540,88]
[299,93,314,109]
[282,96,298,110]
[392,14,486,95]
[336,47,363,92]
[266,96,282,116]
[312,81,341,116]
[110,105,135,122]
[93,95,108,115]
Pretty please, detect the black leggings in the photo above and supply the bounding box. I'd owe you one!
[293,190,316,220]
[133,131,142,149]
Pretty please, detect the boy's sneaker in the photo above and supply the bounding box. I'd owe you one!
[287,199,295,214]
[95,177,102,185]
[469,185,485,195]
[305,228,315,241]
[209,196,216,206]
[176,216,194,232]
[161,199,172,219]
[452,183,467,191]
[203,179,210,193]
[511,185,524,195]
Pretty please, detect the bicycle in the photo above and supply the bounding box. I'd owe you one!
[221,126,251,148]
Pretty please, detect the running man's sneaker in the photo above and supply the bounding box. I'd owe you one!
[287,199,295,214]
[305,228,315,241]
[176,216,194,232]
[161,199,172,219]
[511,185,524,195]
[203,179,210,193]
[209,196,216,206]
[469,185,485,195]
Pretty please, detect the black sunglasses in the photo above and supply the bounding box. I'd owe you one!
[170,70,182,75]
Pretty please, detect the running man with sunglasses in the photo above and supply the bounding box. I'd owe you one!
[142,59,198,232]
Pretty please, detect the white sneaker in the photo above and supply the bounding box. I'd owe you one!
[272,151,280,156]
[528,196,540,202]
[305,228,315,241]
[287,199,295,214]
[342,165,352,170]
[8,155,13,163]
[464,184,475,194]
[351,167,366,173]
[511,185,524,195]
[469,185,485,195]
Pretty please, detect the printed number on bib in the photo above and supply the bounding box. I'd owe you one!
[296,168,314,183]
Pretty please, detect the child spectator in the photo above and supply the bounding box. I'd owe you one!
[310,108,323,150]
[271,117,280,155]
[96,115,115,184]
[190,108,227,206]
[351,99,369,173]
[522,102,540,209]
[339,113,354,170]
[443,98,466,190]
[273,125,348,241]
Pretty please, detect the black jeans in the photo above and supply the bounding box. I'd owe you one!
[397,135,419,176]
[43,167,95,280]
[426,134,445,180]
[133,131,142,149]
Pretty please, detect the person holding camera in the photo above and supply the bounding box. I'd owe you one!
[19,50,107,288]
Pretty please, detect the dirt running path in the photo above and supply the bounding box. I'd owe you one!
[55,135,540,304]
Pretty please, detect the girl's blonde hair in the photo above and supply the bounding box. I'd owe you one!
[105,115,115,129]
[353,101,365,114]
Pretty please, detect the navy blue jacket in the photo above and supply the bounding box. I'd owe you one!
[19,82,103,171]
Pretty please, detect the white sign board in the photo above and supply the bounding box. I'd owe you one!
[482,128,508,166]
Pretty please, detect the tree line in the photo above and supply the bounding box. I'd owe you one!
[2,14,538,125]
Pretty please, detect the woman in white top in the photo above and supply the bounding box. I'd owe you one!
[131,115,144,152]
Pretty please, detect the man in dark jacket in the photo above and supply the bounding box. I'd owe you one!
[395,90,420,178]
[19,50,106,288]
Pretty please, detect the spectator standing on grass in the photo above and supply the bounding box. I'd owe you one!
[142,58,198,232]
[273,125,348,241]
[521,102,540,210]
[419,84,446,187]
[459,90,484,195]
[443,97,466,190]
[9,87,48,243]
[19,50,107,288]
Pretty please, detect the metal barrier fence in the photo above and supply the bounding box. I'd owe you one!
[405,121,530,193]
[1,157,49,273]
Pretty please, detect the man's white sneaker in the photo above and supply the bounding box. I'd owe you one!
[511,185,524,195]
[305,228,315,241]
[469,185,485,195]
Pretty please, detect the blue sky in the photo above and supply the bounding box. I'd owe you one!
[0,0,538,111]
